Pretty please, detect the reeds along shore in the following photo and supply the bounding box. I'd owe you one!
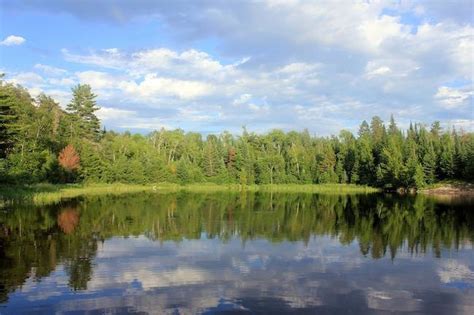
[0,183,380,206]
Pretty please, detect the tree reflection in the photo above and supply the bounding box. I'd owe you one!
[58,207,79,234]
[0,192,472,303]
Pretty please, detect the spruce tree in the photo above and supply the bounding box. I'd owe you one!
[439,133,455,179]
[0,83,19,157]
[413,164,425,189]
[422,142,437,184]
[67,84,101,141]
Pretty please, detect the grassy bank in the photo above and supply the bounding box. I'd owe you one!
[0,183,155,206]
[174,183,379,194]
[0,183,379,206]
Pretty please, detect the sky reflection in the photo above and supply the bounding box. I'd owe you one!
[1,192,473,314]
[3,234,474,314]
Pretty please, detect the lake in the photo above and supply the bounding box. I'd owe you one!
[0,192,473,314]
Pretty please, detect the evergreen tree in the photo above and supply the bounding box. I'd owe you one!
[422,142,437,184]
[0,82,27,157]
[67,84,101,141]
[356,135,374,185]
[358,120,370,138]
[413,163,425,189]
[439,133,455,178]
[454,130,468,178]
[380,135,404,188]
[202,135,224,180]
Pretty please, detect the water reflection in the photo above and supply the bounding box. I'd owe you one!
[0,192,473,314]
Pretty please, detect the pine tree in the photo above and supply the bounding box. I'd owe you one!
[335,158,345,183]
[464,134,474,181]
[203,136,224,178]
[67,84,101,141]
[413,163,425,189]
[381,135,404,188]
[422,142,437,184]
[439,133,455,179]
[0,82,22,157]
[388,114,399,136]
[358,120,370,138]
[356,135,374,185]
[370,116,386,166]
[176,158,190,184]
[453,131,468,178]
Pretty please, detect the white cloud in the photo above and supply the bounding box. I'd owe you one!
[63,48,240,81]
[359,14,407,51]
[62,48,124,69]
[96,107,137,121]
[76,71,118,90]
[367,66,392,78]
[233,94,252,106]
[0,35,26,46]
[434,86,473,108]
[47,77,76,86]
[42,89,71,108]
[9,72,44,85]
[34,64,67,76]
[121,74,214,100]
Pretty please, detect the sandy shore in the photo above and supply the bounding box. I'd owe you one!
[420,182,474,196]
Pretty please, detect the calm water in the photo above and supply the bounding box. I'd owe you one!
[0,192,473,314]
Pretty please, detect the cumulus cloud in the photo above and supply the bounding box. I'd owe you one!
[76,71,119,90]
[2,1,472,134]
[96,107,137,121]
[0,35,25,46]
[34,64,67,76]
[9,72,44,85]
[122,74,214,100]
[434,86,473,109]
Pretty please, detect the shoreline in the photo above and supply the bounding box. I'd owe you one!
[0,183,379,206]
[419,182,474,196]
[2,181,473,206]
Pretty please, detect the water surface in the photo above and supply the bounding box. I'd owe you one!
[1,192,473,314]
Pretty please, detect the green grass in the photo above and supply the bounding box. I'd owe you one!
[0,182,380,206]
[0,183,154,206]
[171,183,379,193]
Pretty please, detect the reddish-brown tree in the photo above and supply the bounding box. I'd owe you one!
[58,144,80,171]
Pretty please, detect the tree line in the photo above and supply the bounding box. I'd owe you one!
[1,79,473,188]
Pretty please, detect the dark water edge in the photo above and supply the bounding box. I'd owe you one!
[0,192,473,314]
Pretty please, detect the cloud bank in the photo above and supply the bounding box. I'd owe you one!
[1,0,472,134]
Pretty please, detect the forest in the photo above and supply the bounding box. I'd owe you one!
[1,79,473,189]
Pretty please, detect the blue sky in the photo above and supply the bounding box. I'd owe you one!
[0,0,472,135]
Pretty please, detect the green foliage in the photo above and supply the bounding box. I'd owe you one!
[413,163,426,189]
[67,84,101,141]
[0,79,472,189]
[439,133,455,178]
